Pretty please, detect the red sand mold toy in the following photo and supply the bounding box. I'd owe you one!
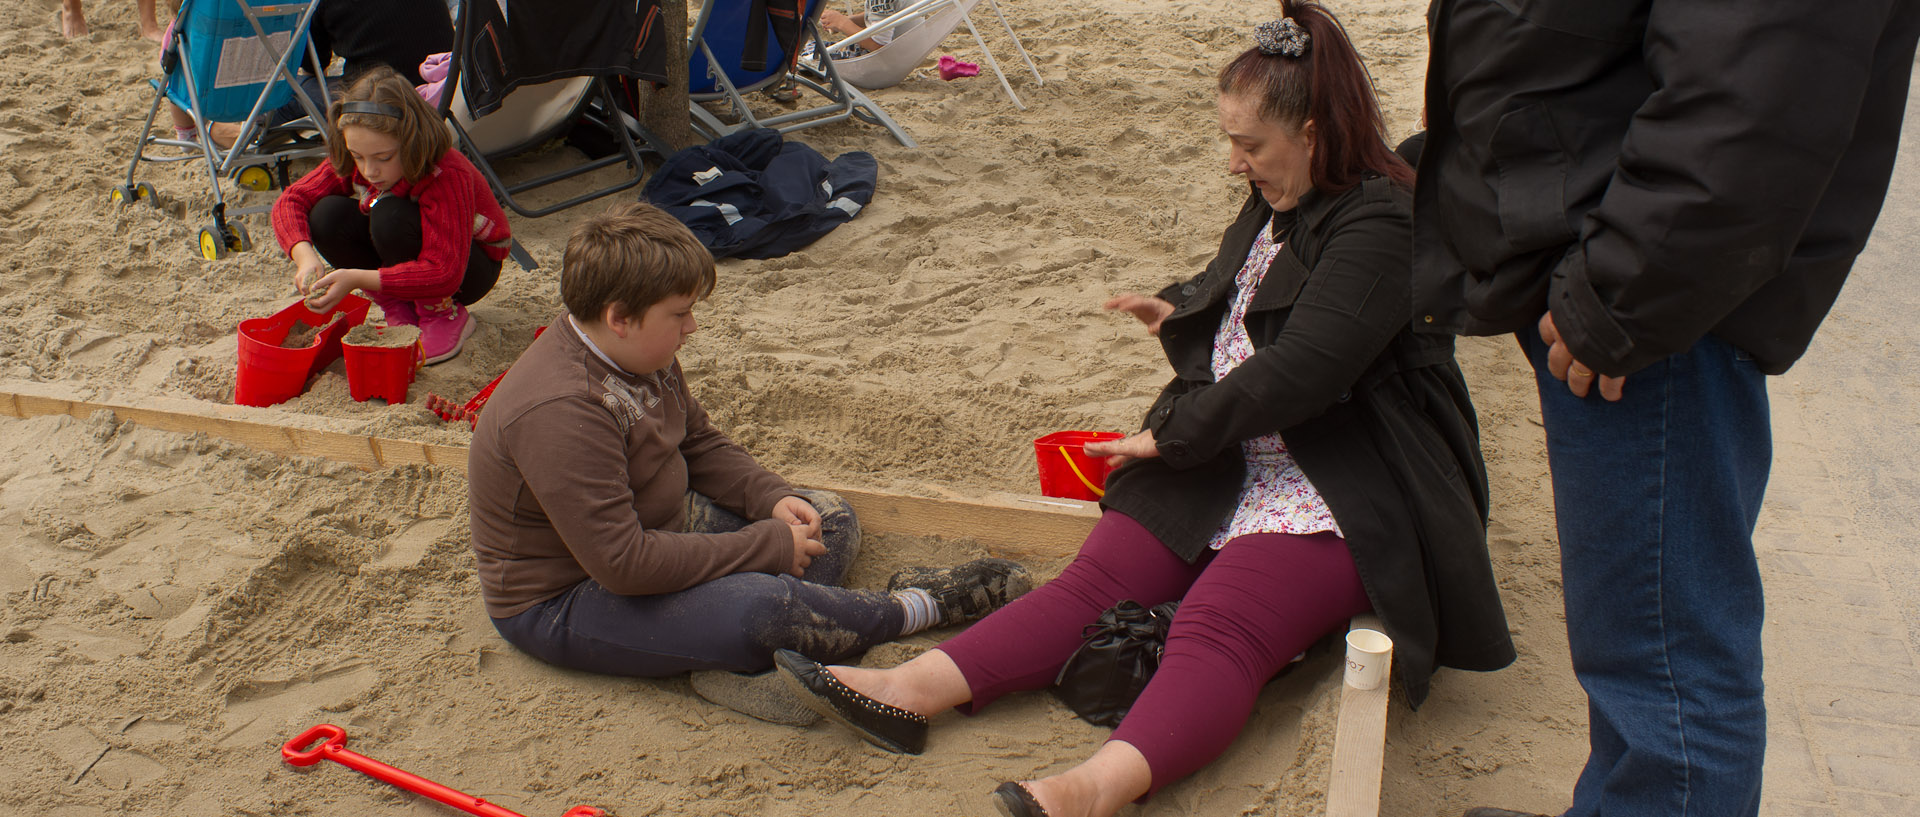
[282,724,607,817]
[424,369,505,429]
[424,326,544,429]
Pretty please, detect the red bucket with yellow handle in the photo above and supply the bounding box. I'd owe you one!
[1033,430,1126,501]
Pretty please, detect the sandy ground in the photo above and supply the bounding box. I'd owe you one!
[0,1,1636,815]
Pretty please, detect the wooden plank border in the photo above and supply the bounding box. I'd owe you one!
[1326,612,1392,817]
[0,380,1097,559]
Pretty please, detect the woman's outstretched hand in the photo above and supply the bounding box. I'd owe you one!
[1104,294,1175,336]
[1084,430,1159,469]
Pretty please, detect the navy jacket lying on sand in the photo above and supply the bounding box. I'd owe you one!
[643,128,877,260]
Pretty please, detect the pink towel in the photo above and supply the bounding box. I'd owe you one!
[416,53,451,107]
[938,55,979,81]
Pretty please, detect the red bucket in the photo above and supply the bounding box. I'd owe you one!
[234,296,371,407]
[1034,430,1125,501]
[341,325,423,404]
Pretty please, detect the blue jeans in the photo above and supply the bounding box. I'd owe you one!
[492,489,904,676]
[1523,332,1770,817]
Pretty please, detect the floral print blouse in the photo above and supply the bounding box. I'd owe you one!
[1206,216,1343,548]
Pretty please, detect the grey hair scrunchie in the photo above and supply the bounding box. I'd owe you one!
[1255,18,1310,58]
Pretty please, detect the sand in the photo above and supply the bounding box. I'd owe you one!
[1,1,1602,815]
[343,323,422,349]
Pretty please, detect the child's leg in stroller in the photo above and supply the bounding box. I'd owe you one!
[166,103,240,148]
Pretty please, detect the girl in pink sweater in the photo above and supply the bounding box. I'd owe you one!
[273,66,512,364]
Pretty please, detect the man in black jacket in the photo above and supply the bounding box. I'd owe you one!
[1412,2,1920,816]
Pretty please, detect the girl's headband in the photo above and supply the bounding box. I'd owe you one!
[341,101,404,118]
[1255,18,1311,58]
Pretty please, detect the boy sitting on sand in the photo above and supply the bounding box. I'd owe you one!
[467,202,1030,722]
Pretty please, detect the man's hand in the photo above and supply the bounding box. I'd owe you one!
[771,495,822,540]
[1084,429,1160,470]
[1104,294,1176,336]
[1539,312,1625,401]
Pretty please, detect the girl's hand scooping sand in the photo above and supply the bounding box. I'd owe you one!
[302,267,378,313]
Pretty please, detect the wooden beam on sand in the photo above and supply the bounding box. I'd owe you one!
[1326,613,1391,817]
[0,380,1096,559]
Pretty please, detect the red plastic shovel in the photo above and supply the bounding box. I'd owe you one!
[282,724,606,817]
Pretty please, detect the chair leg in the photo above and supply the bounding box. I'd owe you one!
[962,12,1025,111]
[842,84,918,148]
[983,0,1044,86]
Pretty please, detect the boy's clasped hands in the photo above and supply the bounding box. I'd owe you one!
[773,495,828,578]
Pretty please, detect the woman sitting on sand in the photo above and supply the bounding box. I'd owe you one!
[774,3,1515,815]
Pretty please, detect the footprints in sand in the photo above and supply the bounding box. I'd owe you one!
[203,565,351,675]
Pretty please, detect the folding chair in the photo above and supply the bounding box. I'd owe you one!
[688,0,917,148]
[438,0,677,219]
[827,0,1043,109]
[114,0,333,260]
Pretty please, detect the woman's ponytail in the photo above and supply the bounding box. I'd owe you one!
[1220,1,1412,192]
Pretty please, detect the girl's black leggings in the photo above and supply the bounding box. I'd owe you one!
[308,194,501,305]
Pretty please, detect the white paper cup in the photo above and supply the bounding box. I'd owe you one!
[1344,628,1393,691]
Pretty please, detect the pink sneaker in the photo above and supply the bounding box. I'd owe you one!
[418,302,475,365]
[369,293,419,327]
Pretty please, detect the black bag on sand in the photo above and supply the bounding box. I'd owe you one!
[1051,600,1180,727]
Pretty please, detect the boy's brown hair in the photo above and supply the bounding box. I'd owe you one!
[325,65,452,184]
[562,202,716,323]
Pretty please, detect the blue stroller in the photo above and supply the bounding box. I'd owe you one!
[115,0,332,260]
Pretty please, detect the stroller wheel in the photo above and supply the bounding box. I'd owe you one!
[110,185,133,206]
[133,182,156,203]
[198,226,227,261]
[228,225,252,253]
[237,165,274,192]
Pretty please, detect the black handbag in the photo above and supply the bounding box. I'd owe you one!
[1050,599,1180,727]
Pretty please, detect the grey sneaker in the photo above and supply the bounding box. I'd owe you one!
[690,668,821,726]
[887,558,1034,626]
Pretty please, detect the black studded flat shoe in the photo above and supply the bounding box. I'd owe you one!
[774,649,928,754]
[989,781,1051,817]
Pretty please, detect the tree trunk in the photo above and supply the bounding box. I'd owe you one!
[642,0,696,150]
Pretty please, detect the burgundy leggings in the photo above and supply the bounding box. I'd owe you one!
[936,511,1370,793]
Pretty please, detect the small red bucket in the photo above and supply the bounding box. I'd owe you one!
[1034,430,1126,501]
[234,296,371,407]
[342,326,423,404]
